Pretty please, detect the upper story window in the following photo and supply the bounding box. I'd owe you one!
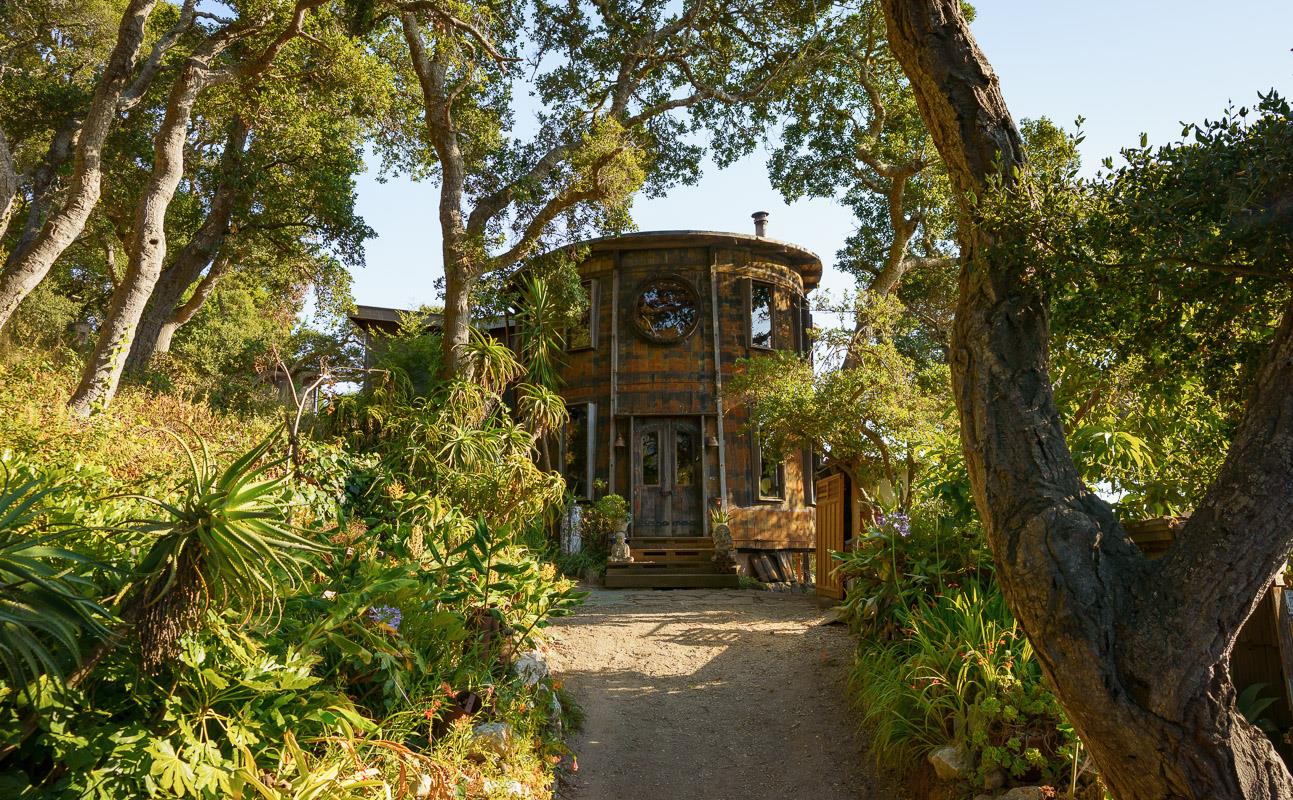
[750,281,774,349]
[634,277,699,343]
[567,279,597,350]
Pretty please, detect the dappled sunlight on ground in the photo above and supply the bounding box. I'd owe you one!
[547,589,878,800]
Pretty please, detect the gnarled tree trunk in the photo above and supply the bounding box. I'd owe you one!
[4,119,78,267]
[0,0,160,333]
[877,1,1293,798]
[0,130,16,243]
[123,118,249,374]
[69,48,211,416]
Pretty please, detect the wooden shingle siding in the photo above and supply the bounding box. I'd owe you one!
[547,231,820,555]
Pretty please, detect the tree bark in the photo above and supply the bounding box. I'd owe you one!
[127,254,231,370]
[70,1,322,413]
[123,118,249,374]
[4,120,79,267]
[400,12,473,378]
[0,129,16,243]
[0,0,160,333]
[877,1,1293,798]
[69,44,212,416]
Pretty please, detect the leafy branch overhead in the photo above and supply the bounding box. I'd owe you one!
[374,0,829,374]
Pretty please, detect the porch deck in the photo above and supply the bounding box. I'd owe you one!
[603,537,740,589]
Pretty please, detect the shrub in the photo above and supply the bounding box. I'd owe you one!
[842,510,1083,797]
[0,339,585,799]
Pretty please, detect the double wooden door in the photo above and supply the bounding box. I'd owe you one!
[632,418,702,538]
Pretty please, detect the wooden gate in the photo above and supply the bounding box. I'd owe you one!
[815,473,846,600]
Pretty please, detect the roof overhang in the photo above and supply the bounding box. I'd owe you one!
[572,230,823,290]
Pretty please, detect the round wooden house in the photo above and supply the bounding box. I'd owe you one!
[548,221,822,586]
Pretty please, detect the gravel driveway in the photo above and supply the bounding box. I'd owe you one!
[546,588,879,800]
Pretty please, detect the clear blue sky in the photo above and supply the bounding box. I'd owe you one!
[343,1,1293,312]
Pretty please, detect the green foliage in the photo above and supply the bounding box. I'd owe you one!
[840,501,1081,795]
[728,291,953,509]
[982,93,1293,518]
[329,324,567,530]
[0,460,110,690]
[835,505,989,642]
[848,578,1079,794]
[0,345,583,798]
[123,431,326,673]
[512,274,571,391]
[756,0,955,288]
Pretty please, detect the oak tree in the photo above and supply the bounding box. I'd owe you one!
[374,0,821,375]
[877,1,1293,796]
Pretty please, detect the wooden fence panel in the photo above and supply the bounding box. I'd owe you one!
[815,473,846,600]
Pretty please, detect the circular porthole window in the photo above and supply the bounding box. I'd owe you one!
[633,277,699,343]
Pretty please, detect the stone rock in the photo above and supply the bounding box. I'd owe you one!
[472,722,513,756]
[928,745,972,781]
[983,768,1006,791]
[1001,788,1047,800]
[513,650,549,685]
[973,795,996,800]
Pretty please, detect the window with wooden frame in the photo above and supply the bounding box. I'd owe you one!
[566,279,598,351]
[755,431,785,501]
[748,280,775,349]
[794,293,813,356]
[562,402,596,500]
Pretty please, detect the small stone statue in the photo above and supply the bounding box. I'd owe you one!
[609,525,632,563]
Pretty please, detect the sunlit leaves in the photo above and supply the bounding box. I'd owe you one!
[125,431,327,672]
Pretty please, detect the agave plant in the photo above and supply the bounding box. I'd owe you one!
[0,459,110,691]
[124,431,328,673]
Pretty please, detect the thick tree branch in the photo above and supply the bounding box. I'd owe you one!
[118,0,198,113]
[169,255,231,326]
[880,1,1293,796]
[395,1,516,65]
[1147,297,1293,679]
[0,130,16,244]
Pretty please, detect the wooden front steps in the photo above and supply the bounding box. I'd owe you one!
[604,536,739,589]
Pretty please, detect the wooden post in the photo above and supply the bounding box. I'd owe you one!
[627,415,635,538]
[608,252,620,495]
[709,247,729,511]
[1276,585,1293,722]
[700,413,710,538]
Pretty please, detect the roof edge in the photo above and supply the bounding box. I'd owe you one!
[564,230,823,289]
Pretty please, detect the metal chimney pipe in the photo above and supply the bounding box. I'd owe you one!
[752,211,769,237]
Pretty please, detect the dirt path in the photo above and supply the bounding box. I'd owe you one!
[546,588,879,800]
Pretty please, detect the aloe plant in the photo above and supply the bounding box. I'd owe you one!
[124,431,328,673]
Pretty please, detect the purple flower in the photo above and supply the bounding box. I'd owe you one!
[875,511,911,537]
[368,605,402,630]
